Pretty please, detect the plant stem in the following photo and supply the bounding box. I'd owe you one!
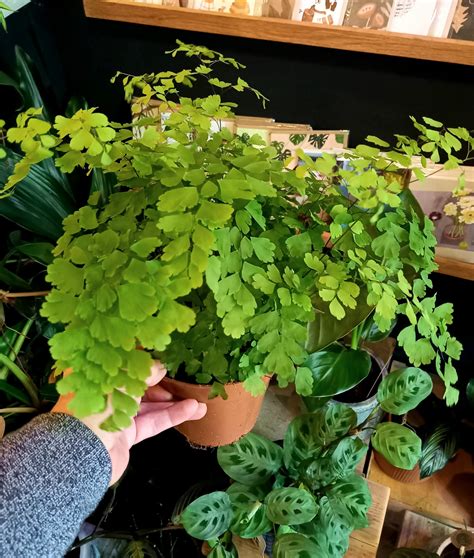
[0,290,49,300]
[0,354,40,408]
[0,318,34,380]
[8,318,33,361]
[356,404,382,432]
[351,326,360,350]
[0,407,37,414]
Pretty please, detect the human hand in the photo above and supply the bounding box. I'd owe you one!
[52,362,207,485]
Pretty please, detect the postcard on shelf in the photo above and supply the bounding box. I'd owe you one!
[410,163,474,265]
[270,130,349,169]
[133,0,179,5]
[262,0,295,18]
[190,0,264,14]
[387,0,458,37]
[236,121,312,144]
[292,0,349,24]
[449,0,474,41]
[343,0,393,29]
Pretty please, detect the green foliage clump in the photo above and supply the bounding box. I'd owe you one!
[1,41,468,429]
[180,404,370,558]
[179,366,433,557]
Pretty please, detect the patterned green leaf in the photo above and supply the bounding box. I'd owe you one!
[284,406,357,472]
[377,367,432,415]
[180,492,232,540]
[217,432,283,486]
[372,423,422,470]
[306,437,368,489]
[265,487,318,525]
[302,496,352,557]
[274,534,327,558]
[325,473,371,529]
[227,482,271,537]
[419,423,457,479]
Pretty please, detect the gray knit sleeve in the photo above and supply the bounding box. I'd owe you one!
[0,412,112,558]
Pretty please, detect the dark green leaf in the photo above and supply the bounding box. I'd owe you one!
[419,423,457,479]
[16,242,54,265]
[306,294,372,353]
[305,344,371,397]
[0,379,31,405]
[360,314,397,342]
[0,265,31,290]
[0,149,75,240]
[301,395,331,412]
[466,379,474,410]
[0,70,20,92]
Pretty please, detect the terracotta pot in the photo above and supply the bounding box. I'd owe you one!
[160,375,271,447]
[374,451,424,483]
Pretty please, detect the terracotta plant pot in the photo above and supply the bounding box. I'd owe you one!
[374,451,424,483]
[160,375,271,447]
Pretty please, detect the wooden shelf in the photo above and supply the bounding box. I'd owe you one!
[83,0,474,66]
[368,450,474,526]
[436,256,474,282]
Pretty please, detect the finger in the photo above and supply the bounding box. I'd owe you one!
[145,360,167,387]
[137,401,177,415]
[143,384,173,402]
[134,399,207,444]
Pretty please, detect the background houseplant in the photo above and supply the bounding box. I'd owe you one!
[178,366,433,558]
[0,41,467,439]
[302,312,397,436]
[0,45,115,428]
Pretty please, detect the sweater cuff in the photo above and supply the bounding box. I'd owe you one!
[0,412,112,557]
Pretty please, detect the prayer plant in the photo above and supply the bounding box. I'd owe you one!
[0,41,467,430]
[179,366,433,558]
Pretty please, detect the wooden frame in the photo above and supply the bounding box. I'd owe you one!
[435,256,474,282]
[83,0,474,66]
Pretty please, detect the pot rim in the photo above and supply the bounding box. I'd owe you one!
[161,374,273,391]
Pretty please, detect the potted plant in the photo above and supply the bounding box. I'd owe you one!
[178,403,372,558]
[177,366,433,557]
[1,41,467,446]
[302,312,397,439]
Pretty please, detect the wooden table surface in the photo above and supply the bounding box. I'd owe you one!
[346,479,391,558]
[368,450,474,526]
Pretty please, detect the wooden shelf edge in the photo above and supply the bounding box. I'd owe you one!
[83,0,474,66]
[435,256,474,281]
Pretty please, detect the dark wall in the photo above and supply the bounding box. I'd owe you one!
[1,0,473,146]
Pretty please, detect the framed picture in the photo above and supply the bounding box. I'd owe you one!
[410,163,474,281]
